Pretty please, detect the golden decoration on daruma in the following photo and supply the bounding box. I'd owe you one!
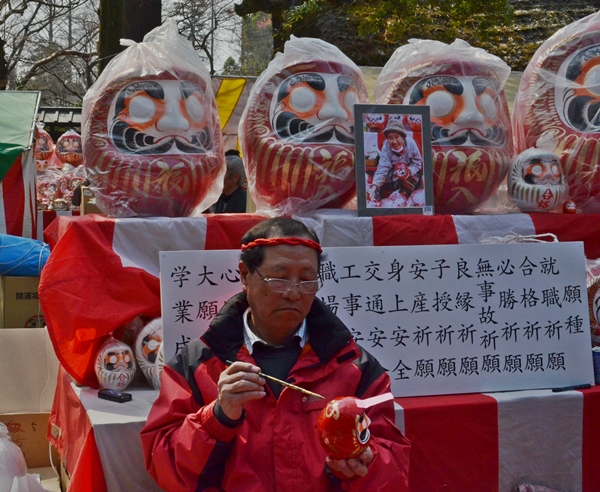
[512,11,600,213]
[82,20,224,218]
[240,36,369,216]
[375,39,513,215]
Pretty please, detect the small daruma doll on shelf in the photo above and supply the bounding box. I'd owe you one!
[512,11,600,213]
[239,36,369,216]
[82,20,224,218]
[134,318,164,390]
[508,147,567,212]
[375,39,513,215]
[95,337,137,391]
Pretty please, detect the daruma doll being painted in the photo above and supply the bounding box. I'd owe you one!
[239,36,369,216]
[375,39,513,215]
[82,20,224,217]
[512,11,600,213]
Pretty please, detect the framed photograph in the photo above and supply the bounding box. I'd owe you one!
[354,104,434,216]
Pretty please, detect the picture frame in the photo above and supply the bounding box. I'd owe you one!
[354,104,434,216]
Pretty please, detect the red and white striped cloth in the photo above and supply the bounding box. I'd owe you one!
[0,149,36,238]
[39,212,600,491]
[395,385,600,492]
[40,211,600,388]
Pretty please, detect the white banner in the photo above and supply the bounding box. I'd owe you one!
[160,242,594,397]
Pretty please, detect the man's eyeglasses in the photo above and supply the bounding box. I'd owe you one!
[254,268,322,294]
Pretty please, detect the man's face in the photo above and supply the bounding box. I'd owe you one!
[240,243,319,343]
[222,171,239,195]
[387,132,405,151]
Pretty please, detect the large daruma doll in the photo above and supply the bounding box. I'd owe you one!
[239,36,369,216]
[512,11,600,213]
[375,39,513,215]
[82,20,224,217]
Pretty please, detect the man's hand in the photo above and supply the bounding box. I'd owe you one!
[326,446,374,479]
[218,361,266,420]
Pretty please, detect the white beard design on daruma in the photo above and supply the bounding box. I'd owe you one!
[134,318,164,390]
[95,338,137,391]
[513,13,600,212]
[508,148,567,212]
[376,42,513,215]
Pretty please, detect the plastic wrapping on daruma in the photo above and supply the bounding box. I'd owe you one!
[375,39,513,215]
[512,11,600,213]
[82,19,225,218]
[239,36,369,216]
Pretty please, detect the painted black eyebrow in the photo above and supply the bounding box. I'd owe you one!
[276,73,326,103]
[114,81,164,116]
[409,76,462,104]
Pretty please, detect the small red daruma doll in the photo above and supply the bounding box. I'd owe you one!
[82,20,224,217]
[56,130,84,165]
[240,36,369,216]
[375,39,513,215]
[512,11,600,213]
[34,123,54,161]
[317,396,372,460]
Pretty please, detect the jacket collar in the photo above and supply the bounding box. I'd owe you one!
[201,292,352,365]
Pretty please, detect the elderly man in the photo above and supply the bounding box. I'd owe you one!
[141,217,410,492]
[372,119,423,200]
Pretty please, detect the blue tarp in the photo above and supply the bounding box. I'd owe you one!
[0,234,50,276]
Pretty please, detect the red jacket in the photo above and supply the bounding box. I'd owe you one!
[141,293,410,492]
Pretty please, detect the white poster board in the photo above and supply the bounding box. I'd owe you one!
[160,242,594,397]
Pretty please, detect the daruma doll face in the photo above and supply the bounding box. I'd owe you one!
[379,61,512,215]
[513,14,600,213]
[56,131,84,165]
[83,73,223,217]
[241,60,369,214]
[35,127,54,161]
[317,396,371,460]
[95,338,136,391]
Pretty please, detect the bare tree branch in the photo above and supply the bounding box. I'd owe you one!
[17,48,95,87]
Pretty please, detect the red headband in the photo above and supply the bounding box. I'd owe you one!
[241,237,323,253]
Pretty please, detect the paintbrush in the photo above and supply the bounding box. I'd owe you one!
[226,360,325,399]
